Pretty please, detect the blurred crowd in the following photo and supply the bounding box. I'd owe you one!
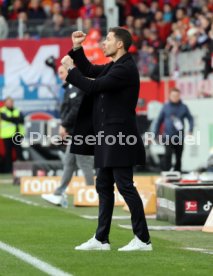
[0,0,105,20]
[0,0,106,38]
[116,0,213,77]
[1,0,213,78]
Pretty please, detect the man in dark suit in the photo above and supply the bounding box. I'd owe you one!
[61,27,152,251]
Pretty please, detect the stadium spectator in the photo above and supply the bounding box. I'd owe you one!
[154,87,194,172]
[52,14,65,37]
[83,18,101,44]
[137,41,155,76]
[94,0,103,5]
[42,65,94,206]
[8,0,24,20]
[154,10,171,44]
[125,15,134,29]
[41,13,66,37]
[208,0,213,11]
[93,4,106,32]
[51,1,61,17]
[41,0,53,16]
[79,0,96,19]
[126,26,140,56]
[133,18,143,37]
[150,0,159,15]
[131,2,153,24]
[0,97,24,173]
[61,0,79,19]
[163,3,173,23]
[70,0,83,10]
[0,9,8,38]
[27,0,47,20]
[17,11,29,39]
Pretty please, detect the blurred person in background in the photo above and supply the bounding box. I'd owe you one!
[124,15,134,29]
[51,13,65,37]
[0,97,24,173]
[17,11,29,38]
[61,0,79,19]
[41,2,65,37]
[27,0,47,20]
[0,8,8,39]
[82,18,101,44]
[7,0,25,20]
[42,65,94,206]
[79,0,96,19]
[163,3,173,23]
[93,4,106,33]
[154,10,171,45]
[51,1,61,17]
[131,2,153,24]
[41,0,53,17]
[154,87,194,172]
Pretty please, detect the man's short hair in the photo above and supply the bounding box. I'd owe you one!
[109,27,132,52]
[4,96,13,102]
[170,87,180,93]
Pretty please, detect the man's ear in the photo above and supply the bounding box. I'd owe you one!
[117,40,124,49]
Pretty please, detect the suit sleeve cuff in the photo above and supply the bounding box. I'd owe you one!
[67,46,83,58]
[66,67,78,83]
[68,66,75,74]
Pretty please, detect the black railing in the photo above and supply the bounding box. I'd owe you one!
[7,18,107,39]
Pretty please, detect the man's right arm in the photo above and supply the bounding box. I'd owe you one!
[0,112,19,124]
[154,107,165,136]
[68,47,107,78]
[68,31,107,78]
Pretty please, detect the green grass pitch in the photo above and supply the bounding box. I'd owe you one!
[0,180,212,276]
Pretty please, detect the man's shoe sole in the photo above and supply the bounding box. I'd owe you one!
[41,195,62,206]
[75,247,111,251]
[118,246,153,252]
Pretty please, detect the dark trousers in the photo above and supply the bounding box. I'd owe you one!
[164,143,184,172]
[3,137,23,173]
[95,167,150,243]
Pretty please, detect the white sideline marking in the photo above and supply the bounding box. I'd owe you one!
[0,179,13,184]
[184,247,213,255]
[1,194,46,208]
[82,215,131,220]
[82,215,156,220]
[119,224,203,231]
[0,241,72,276]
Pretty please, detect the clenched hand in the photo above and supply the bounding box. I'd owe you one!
[61,55,74,71]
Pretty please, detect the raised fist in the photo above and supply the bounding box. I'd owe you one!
[72,31,86,48]
[61,55,74,71]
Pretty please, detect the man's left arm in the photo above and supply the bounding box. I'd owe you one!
[65,65,129,95]
[185,106,194,133]
[1,111,24,125]
[62,93,83,130]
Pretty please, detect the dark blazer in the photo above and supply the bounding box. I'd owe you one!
[66,47,146,168]
[60,83,84,134]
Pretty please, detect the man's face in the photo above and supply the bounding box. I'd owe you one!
[5,99,14,108]
[170,91,180,103]
[102,32,121,57]
[58,66,68,82]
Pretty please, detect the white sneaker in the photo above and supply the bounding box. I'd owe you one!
[118,236,152,252]
[41,194,62,206]
[75,236,110,251]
